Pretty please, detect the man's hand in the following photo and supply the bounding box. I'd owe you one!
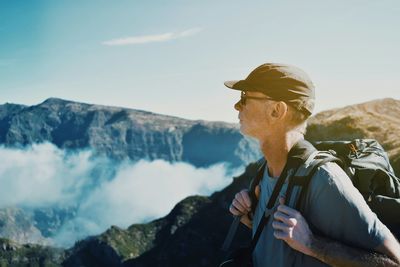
[272,197,400,266]
[229,186,260,229]
[272,197,314,256]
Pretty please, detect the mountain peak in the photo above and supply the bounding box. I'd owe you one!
[310,97,400,123]
[40,97,74,106]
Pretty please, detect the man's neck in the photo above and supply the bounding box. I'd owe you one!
[260,131,304,178]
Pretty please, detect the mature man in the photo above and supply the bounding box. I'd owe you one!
[227,63,400,266]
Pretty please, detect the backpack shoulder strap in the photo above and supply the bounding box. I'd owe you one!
[248,149,330,253]
[284,152,342,236]
[247,155,299,252]
[287,151,342,211]
[221,158,265,252]
[284,150,320,206]
[249,159,266,215]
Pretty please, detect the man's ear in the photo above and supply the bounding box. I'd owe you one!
[271,108,279,118]
[271,102,288,119]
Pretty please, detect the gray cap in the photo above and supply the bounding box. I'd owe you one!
[224,63,315,116]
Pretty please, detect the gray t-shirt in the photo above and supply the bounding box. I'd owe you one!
[252,162,392,267]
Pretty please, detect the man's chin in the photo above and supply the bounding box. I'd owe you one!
[239,125,259,140]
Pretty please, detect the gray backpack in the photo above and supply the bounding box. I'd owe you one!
[220,139,400,266]
[252,139,400,236]
[310,139,400,236]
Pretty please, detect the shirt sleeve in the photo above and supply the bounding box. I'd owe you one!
[304,162,391,250]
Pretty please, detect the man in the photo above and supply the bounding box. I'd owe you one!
[226,63,400,266]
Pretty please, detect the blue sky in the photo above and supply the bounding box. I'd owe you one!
[1,0,399,122]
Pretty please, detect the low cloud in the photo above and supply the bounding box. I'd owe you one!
[0,143,240,248]
[0,143,95,207]
[102,27,202,46]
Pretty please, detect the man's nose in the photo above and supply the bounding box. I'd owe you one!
[234,100,242,111]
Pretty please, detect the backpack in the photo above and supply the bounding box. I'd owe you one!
[267,138,400,238]
[220,138,400,265]
[310,139,400,236]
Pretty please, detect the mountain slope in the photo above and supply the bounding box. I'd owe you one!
[0,238,64,266]
[63,163,258,267]
[0,98,260,168]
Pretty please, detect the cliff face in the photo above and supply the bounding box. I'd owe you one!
[0,98,260,168]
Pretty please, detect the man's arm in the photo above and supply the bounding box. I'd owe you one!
[309,234,400,267]
[273,198,400,267]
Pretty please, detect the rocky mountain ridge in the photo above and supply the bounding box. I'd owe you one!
[0,98,260,168]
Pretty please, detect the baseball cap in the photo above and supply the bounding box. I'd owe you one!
[224,63,315,116]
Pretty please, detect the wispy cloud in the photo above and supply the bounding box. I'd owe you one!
[0,142,240,247]
[102,27,203,46]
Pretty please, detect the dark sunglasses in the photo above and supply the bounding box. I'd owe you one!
[240,91,272,105]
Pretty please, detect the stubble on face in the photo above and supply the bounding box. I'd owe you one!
[237,92,273,139]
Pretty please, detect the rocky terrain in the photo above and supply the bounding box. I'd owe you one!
[0,238,64,266]
[0,97,399,266]
[0,98,260,168]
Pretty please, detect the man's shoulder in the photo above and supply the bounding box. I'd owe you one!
[303,161,391,251]
[306,161,356,199]
[312,161,350,184]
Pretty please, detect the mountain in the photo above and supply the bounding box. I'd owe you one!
[0,98,260,168]
[1,98,400,266]
[0,98,260,253]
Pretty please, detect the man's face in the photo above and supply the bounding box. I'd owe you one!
[234,91,274,138]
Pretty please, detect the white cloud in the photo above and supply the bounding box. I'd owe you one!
[53,159,238,247]
[102,27,203,46]
[0,143,95,207]
[0,143,240,248]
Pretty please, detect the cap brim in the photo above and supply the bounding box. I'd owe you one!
[224,80,243,90]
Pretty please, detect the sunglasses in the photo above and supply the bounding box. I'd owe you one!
[240,91,272,105]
